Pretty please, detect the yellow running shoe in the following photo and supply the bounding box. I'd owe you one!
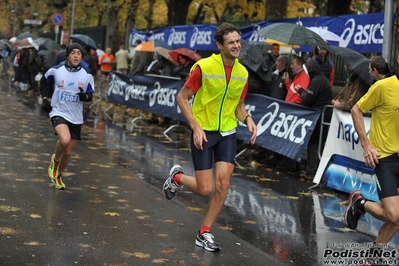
[53,175,66,190]
[48,154,60,179]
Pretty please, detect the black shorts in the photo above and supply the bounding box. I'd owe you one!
[190,131,236,171]
[374,153,399,199]
[51,116,82,140]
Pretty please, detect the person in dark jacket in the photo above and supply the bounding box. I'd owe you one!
[295,60,333,180]
[159,56,175,77]
[312,46,334,86]
[269,55,290,100]
[37,45,55,75]
[27,47,39,94]
[264,43,280,70]
[37,45,55,97]
[83,46,95,77]
[53,44,67,66]
[332,64,368,111]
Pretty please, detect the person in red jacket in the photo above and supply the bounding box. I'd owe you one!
[283,56,310,105]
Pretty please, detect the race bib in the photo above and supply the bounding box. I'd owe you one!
[220,128,236,137]
[60,91,79,103]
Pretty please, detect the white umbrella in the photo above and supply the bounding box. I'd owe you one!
[306,27,344,43]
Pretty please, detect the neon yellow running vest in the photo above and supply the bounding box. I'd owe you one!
[191,53,248,132]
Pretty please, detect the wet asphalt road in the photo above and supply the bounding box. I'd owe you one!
[0,76,393,266]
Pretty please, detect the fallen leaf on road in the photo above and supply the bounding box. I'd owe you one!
[161,249,176,254]
[0,227,18,235]
[218,225,233,231]
[29,214,42,219]
[161,219,175,223]
[187,207,204,212]
[152,259,169,263]
[79,243,92,248]
[0,205,20,212]
[23,241,46,246]
[298,192,312,196]
[262,196,278,199]
[89,199,103,203]
[322,192,336,197]
[244,220,257,225]
[257,177,279,182]
[122,251,150,258]
[104,212,120,216]
[286,196,299,200]
[116,199,128,203]
[340,200,349,206]
[337,227,354,232]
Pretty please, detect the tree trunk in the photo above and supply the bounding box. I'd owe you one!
[326,0,352,16]
[105,0,119,50]
[146,0,156,30]
[125,0,140,48]
[265,0,288,20]
[165,0,193,26]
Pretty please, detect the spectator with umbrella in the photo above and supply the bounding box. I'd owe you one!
[312,46,335,86]
[37,44,55,97]
[169,48,201,80]
[332,63,369,111]
[130,40,147,75]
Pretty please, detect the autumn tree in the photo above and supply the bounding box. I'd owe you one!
[164,0,193,26]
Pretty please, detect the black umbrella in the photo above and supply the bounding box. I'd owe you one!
[257,23,328,48]
[69,34,96,49]
[248,41,272,55]
[32,37,60,52]
[330,46,373,86]
[240,40,273,83]
[0,39,11,50]
[239,40,264,73]
[17,32,38,41]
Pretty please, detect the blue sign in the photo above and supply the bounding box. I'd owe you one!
[51,13,64,26]
[131,13,386,53]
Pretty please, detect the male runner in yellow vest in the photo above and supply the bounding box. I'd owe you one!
[163,22,257,252]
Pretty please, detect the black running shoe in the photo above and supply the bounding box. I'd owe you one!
[195,231,221,252]
[344,190,366,230]
[163,165,183,200]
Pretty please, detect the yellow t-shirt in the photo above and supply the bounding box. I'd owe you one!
[357,75,399,158]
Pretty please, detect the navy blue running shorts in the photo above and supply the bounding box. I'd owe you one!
[190,130,237,171]
[50,116,82,140]
[373,153,399,199]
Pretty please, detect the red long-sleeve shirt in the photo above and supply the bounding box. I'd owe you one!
[284,70,310,105]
